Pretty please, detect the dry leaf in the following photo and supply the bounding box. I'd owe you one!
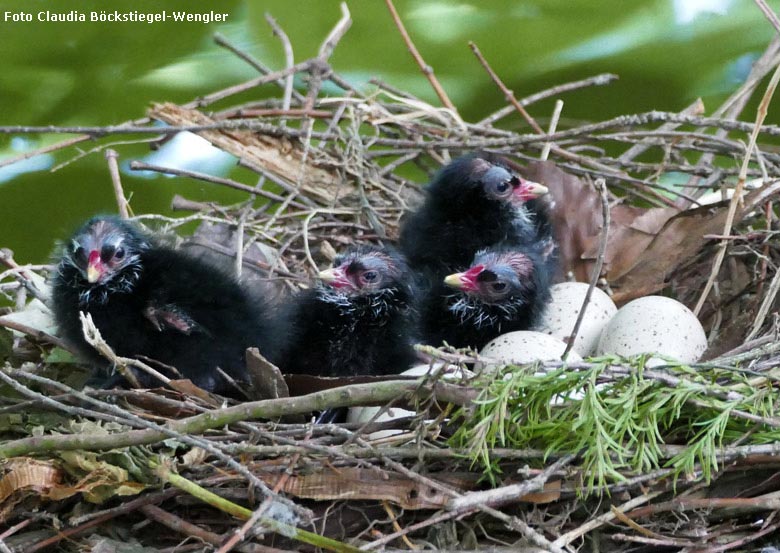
[256,466,560,510]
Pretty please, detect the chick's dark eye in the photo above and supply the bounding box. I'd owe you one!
[494,180,511,194]
[362,270,378,282]
[114,247,125,260]
[491,282,508,293]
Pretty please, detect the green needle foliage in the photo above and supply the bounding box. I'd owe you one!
[448,355,780,493]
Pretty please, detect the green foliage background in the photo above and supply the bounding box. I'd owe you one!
[0,0,773,262]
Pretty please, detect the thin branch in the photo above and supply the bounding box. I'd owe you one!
[105,149,129,219]
[384,0,458,113]
[562,178,610,360]
[694,59,780,315]
[265,14,295,128]
[479,73,618,126]
[756,0,780,34]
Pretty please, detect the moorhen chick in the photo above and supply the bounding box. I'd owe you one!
[399,152,550,275]
[280,245,418,377]
[418,245,552,351]
[52,215,281,394]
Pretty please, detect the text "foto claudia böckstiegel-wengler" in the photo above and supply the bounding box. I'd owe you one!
[3,10,230,24]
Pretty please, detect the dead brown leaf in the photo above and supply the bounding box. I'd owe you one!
[524,161,780,304]
[256,466,560,510]
[611,180,780,302]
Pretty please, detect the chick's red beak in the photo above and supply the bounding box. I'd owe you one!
[444,264,484,292]
[318,266,354,290]
[86,250,105,283]
[513,178,548,203]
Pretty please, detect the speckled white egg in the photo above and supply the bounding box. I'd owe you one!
[347,363,464,439]
[478,331,582,372]
[596,296,707,363]
[533,282,617,357]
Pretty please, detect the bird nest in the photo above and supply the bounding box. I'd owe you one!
[4,5,780,552]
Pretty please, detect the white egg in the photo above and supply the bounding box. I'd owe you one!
[478,331,582,372]
[347,363,464,440]
[533,282,617,356]
[596,296,707,363]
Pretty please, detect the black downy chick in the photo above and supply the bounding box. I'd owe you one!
[51,216,281,394]
[419,246,551,351]
[281,245,418,377]
[399,152,550,275]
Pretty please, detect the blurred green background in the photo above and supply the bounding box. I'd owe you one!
[0,0,774,263]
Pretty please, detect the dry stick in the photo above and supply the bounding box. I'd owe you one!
[140,505,241,551]
[358,431,570,553]
[479,73,618,126]
[469,42,545,134]
[694,59,780,316]
[680,37,780,206]
[216,437,307,553]
[298,2,351,127]
[4,111,780,143]
[756,0,780,33]
[0,60,315,170]
[0,249,50,304]
[618,98,705,163]
[553,490,665,548]
[446,454,575,511]
[384,0,458,113]
[213,32,305,103]
[265,14,295,129]
[71,488,179,526]
[25,512,117,553]
[140,505,282,553]
[541,99,564,161]
[746,260,780,339]
[0,379,473,457]
[0,316,71,351]
[105,149,129,219]
[562,178,610,360]
[0,369,150,432]
[129,160,302,207]
[9,366,311,521]
[468,42,672,207]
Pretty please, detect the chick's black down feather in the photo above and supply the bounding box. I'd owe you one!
[399,152,552,275]
[52,216,282,393]
[279,245,418,377]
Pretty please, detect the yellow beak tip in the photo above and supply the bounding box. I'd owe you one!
[86,267,100,283]
[318,269,335,282]
[443,274,464,288]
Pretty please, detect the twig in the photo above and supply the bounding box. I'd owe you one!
[265,14,295,128]
[446,454,574,511]
[562,178,610,360]
[0,378,474,457]
[694,58,780,315]
[478,73,618,126]
[10,366,311,521]
[756,0,780,34]
[541,99,564,161]
[746,258,780,339]
[618,98,705,163]
[129,160,302,207]
[469,41,544,135]
[384,0,458,113]
[553,490,665,548]
[213,32,305,102]
[0,316,71,351]
[105,149,129,219]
